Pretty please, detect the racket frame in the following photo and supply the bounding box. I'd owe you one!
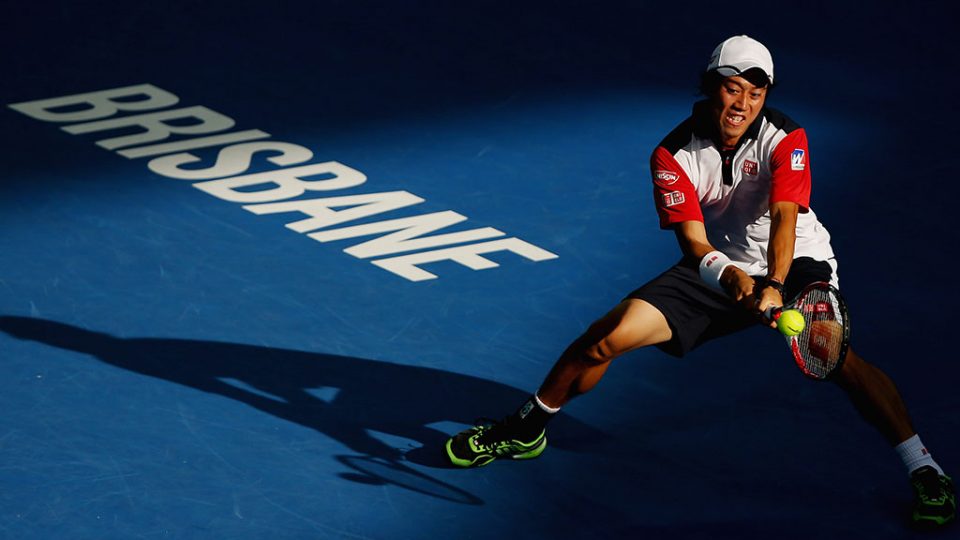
[782,281,851,381]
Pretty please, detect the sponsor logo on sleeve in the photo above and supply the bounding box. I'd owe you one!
[791,149,806,171]
[742,159,758,175]
[654,170,680,186]
[662,191,685,207]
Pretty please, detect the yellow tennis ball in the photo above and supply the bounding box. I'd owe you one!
[777,309,805,336]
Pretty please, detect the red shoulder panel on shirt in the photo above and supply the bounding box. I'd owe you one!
[770,128,812,211]
[650,146,702,228]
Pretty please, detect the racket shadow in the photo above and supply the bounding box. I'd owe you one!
[0,315,604,505]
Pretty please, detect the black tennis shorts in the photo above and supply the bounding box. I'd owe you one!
[627,256,835,357]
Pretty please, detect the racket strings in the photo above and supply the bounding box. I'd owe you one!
[793,288,845,378]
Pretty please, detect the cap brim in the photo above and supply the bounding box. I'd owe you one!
[714,65,773,85]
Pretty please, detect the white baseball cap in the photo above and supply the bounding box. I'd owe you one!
[706,35,774,85]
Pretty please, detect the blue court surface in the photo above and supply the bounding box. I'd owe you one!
[2,2,957,539]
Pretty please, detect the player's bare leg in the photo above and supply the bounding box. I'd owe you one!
[445,299,671,467]
[537,299,673,408]
[834,348,955,527]
[833,348,914,445]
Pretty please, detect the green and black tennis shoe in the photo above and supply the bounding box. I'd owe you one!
[910,466,956,529]
[445,419,546,467]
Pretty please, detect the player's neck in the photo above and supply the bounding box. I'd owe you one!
[718,134,742,150]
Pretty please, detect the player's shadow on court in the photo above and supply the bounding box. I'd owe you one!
[0,316,603,505]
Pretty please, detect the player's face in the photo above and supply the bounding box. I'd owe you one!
[712,75,767,147]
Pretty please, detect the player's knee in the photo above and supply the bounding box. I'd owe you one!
[583,338,617,365]
[834,348,865,385]
[578,324,625,365]
[575,302,658,365]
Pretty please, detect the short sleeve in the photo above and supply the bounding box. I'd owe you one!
[650,146,702,228]
[769,128,812,211]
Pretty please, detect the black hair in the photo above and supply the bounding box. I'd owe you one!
[698,67,775,97]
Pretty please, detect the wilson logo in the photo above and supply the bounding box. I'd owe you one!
[654,170,680,186]
[791,149,806,171]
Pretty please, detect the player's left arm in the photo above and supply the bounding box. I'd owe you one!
[757,201,799,321]
[759,126,813,322]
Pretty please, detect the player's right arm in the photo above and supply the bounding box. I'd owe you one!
[650,146,756,307]
[674,221,756,307]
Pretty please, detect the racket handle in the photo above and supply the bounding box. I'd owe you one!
[764,306,782,321]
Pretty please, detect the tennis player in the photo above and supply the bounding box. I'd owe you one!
[446,35,955,528]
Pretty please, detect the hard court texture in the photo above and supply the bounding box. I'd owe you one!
[1,2,957,539]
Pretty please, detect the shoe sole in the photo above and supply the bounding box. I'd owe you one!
[445,435,547,468]
[912,512,956,529]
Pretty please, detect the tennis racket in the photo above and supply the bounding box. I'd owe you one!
[765,281,850,381]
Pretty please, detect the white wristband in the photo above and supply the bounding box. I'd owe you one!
[698,250,733,291]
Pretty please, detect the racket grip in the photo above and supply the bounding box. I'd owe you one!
[764,306,782,321]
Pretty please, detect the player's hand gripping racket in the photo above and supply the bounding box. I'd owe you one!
[764,281,850,380]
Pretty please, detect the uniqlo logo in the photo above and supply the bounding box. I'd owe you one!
[742,160,758,175]
[663,191,685,207]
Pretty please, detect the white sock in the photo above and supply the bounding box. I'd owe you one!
[534,394,560,414]
[895,434,943,476]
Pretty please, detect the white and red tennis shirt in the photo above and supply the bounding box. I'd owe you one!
[651,101,835,278]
